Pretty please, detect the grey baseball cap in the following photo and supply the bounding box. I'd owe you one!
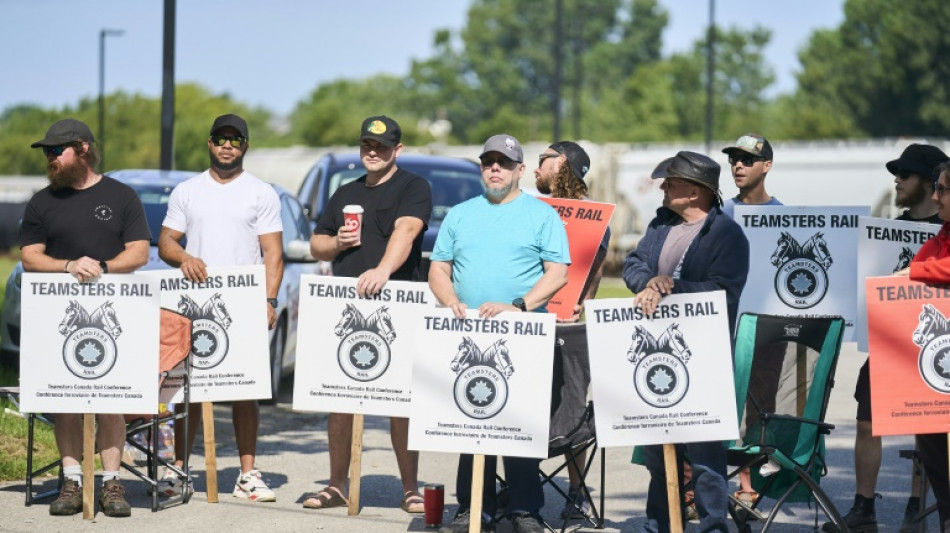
[479,134,524,163]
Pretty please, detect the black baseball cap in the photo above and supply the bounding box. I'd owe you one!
[886,144,949,182]
[210,114,249,138]
[31,118,95,148]
[549,141,591,181]
[360,115,402,147]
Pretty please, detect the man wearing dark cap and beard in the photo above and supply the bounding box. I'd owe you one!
[535,141,609,519]
[622,151,749,533]
[21,118,150,517]
[308,115,432,513]
[824,143,949,533]
[159,113,284,502]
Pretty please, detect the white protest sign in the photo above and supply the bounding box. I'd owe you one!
[20,273,160,414]
[292,276,434,416]
[149,266,270,403]
[855,216,938,352]
[407,308,556,458]
[736,205,869,340]
[586,292,738,447]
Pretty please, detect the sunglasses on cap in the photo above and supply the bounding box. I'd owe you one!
[480,155,516,168]
[42,145,69,157]
[210,135,246,148]
[728,153,763,167]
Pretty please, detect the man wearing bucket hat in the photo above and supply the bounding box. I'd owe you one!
[825,143,949,533]
[21,118,150,517]
[622,151,749,532]
[308,115,432,513]
[430,134,569,533]
[721,133,781,219]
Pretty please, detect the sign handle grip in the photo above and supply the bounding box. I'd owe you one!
[663,443,683,533]
[469,454,485,533]
[203,402,218,503]
[82,413,95,519]
[348,414,364,516]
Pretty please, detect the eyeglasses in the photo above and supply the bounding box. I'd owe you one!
[43,145,68,157]
[480,155,516,168]
[538,153,559,167]
[211,135,246,148]
[936,183,950,197]
[728,153,763,167]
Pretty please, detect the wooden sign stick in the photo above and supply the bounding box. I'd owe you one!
[663,443,683,533]
[469,454,485,533]
[82,413,95,519]
[202,402,218,503]
[348,414,365,515]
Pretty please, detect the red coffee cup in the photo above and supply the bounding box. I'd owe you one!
[342,205,363,245]
[424,483,444,528]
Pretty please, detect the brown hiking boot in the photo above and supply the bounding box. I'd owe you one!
[99,479,131,517]
[49,479,82,515]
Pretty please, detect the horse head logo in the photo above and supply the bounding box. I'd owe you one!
[335,303,364,338]
[914,304,948,347]
[366,306,396,343]
[59,299,85,336]
[803,232,833,269]
[894,246,914,273]
[451,337,513,377]
[207,293,232,329]
[771,232,800,267]
[627,324,691,364]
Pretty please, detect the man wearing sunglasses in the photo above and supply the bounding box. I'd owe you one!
[309,115,432,513]
[825,143,949,533]
[430,134,570,533]
[721,133,781,219]
[22,118,151,517]
[158,113,284,502]
[623,151,749,533]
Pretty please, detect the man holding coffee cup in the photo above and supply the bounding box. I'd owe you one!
[309,115,433,512]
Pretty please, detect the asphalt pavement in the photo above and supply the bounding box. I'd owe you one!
[0,341,943,532]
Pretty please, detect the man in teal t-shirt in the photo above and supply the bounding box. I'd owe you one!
[429,134,570,533]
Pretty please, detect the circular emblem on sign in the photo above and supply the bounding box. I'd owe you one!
[63,327,117,379]
[94,204,114,221]
[338,330,391,382]
[920,334,950,393]
[453,364,509,419]
[634,352,689,408]
[774,258,828,309]
[190,318,229,369]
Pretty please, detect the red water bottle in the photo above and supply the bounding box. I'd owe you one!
[424,483,444,528]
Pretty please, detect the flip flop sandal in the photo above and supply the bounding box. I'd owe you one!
[303,486,348,509]
[732,491,764,521]
[401,490,425,513]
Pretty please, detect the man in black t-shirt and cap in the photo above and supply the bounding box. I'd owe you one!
[308,115,433,513]
[20,118,150,518]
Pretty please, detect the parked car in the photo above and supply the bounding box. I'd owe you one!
[296,153,485,277]
[0,169,321,402]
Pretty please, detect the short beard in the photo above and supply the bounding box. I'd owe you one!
[896,182,929,208]
[47,158,88,190]
[209,148,244,173]
[485,182,515,201]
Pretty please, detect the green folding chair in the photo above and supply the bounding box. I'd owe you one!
[727,313,849,532]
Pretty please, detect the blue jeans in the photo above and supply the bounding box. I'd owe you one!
[640,441,728,533]
[455,453,543,518]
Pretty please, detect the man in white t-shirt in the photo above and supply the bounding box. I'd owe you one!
[158,114,284,502]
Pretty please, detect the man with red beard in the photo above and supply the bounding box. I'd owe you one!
[21,118,150,517]
[159,114,284,502]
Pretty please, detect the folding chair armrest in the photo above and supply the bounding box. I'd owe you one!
[760,412,835,434]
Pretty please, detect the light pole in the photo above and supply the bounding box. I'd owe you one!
[99,28,124,173]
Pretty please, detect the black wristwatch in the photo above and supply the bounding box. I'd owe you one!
[99,260,109,274]
[512,297,527,312]
[267,298,278,309]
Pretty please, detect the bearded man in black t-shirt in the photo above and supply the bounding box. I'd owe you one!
[307,116,432,513]
[19,119,150,518]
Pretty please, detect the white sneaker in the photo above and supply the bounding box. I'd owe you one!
[150,467,192,498]
[232,470,276,502]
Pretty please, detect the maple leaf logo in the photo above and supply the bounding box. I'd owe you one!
[353,345,376,367]
[194,333,215,355]
[790,272,813,294]
[939,353,950,376]
[649,367,674,392]
[78,342,101,364]
[469,380,493,403]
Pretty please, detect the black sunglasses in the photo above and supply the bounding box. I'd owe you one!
[480,155,516,168]
[43,145,69,157]
[538,153,559,166]
[211,135,246,148]
[728,153,763,167]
